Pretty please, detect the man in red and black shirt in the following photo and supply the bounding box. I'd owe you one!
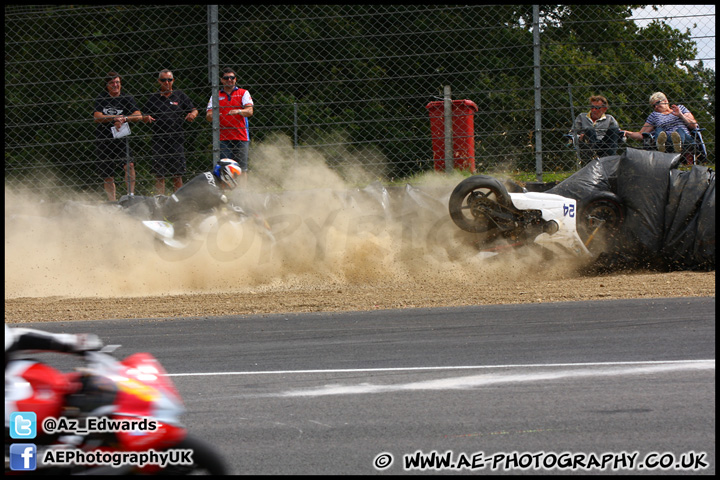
[206,68,254,175]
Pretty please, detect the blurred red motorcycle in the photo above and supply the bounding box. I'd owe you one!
[5,346,228,475]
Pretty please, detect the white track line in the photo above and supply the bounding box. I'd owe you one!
[166,359,714,377]
[275,360,715,397]
[168,360,715,398]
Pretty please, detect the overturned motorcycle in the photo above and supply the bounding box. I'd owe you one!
[448,175,620,259]
[448,148,715,271]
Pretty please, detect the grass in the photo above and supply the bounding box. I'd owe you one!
[510,171,575,184]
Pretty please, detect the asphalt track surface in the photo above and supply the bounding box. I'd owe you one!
[19,297,715,475]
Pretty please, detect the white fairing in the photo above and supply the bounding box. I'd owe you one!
[142,220,175,239]
[141,221,187,249]
[142,215,248,250]
[508,192,590,256]
[5,360,36,426]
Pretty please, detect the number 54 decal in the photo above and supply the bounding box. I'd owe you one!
[563,203,575,217]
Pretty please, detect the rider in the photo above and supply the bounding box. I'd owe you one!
[160,158,245,237]
[5,325,104,367]
[5,324,104,431]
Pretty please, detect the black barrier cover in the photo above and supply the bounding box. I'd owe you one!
[549,148,715,271]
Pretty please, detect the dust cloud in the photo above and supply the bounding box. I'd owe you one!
[5,135,583,300]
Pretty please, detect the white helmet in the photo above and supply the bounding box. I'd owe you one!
[213,159,243,188]
[5,324,14,352]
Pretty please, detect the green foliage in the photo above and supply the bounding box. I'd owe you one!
[4,5,714,195]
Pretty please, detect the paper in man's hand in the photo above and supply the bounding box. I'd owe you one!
[111,122,131,139]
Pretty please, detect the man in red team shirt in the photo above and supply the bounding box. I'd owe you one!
[206,67,253,186]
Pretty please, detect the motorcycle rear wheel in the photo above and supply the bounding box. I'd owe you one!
[448,175,514,234]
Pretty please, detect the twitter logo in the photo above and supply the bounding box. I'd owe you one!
[10,412,37,439]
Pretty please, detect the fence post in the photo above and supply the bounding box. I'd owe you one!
[443,85,453,173]
[208,5,220,167]
[294,102,298,164]
[567,84,582,170]
[533,5,543,182]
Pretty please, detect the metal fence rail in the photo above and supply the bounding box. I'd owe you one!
[5,5,715,199]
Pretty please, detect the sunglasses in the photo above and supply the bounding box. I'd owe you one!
[590,105,606,110]
[222,75,236,80]
[159,78,173,82]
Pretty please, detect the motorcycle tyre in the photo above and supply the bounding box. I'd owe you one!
[577,193,624,253]
[165,434,231,475]
[449,175,513,234]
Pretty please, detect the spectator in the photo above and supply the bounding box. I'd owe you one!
[93,72,149,201]
[568,95,623,163]
[206,67,254,181]
[624,92,698,158]
[144,69,199,195]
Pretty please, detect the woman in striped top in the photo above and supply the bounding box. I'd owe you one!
[624,92,698,157]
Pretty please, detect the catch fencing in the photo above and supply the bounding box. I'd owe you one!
[5,5,715,198]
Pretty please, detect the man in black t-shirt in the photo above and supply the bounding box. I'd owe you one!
[144,69,199,194]
[93,72,150,201]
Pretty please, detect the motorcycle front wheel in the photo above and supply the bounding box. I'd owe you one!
[448,175,514,234]
[162,434,230,475]
[577,195,624,254]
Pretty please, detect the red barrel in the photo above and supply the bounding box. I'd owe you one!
[426,99,479,172]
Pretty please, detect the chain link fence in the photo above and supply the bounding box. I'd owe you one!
[5,5,715,199]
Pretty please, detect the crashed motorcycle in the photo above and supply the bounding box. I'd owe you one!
[448,174,623,258]
[5,345,229,475]
[118,193,275,254]
[448,148,715,271]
